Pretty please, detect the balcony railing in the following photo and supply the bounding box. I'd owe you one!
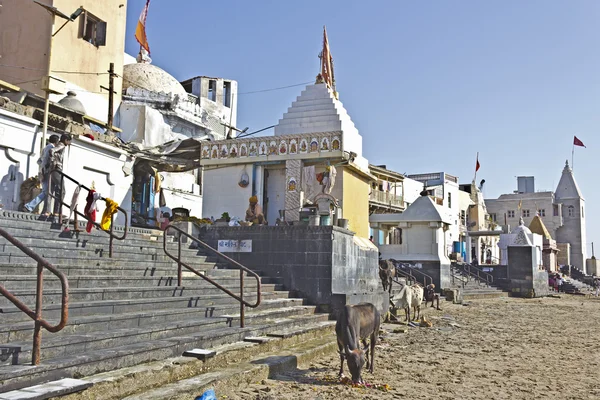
[370,189,404,207]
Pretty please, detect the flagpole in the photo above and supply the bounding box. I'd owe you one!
[572,142,574,170]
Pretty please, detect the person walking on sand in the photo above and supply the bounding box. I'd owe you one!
[594,278,600,297]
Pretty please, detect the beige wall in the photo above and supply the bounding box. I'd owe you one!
[0,0,52,88]
[342,168,370,239]
[0,0,127,119]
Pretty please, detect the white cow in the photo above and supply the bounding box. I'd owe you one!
[390,283,413,322]
[410,284,424,321]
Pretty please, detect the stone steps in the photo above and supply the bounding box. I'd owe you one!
[0,210,330,395]
[0,314,330,394]
[0,282,276,308]
[0,290,292,324]
[5,302,315,362]
[123,334,337,400]
[2,321,337,400]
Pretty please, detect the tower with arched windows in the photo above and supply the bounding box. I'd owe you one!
[555,160,587,272]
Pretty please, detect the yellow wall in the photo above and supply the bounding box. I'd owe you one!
[342,168,370,239]
[0,0,127,116]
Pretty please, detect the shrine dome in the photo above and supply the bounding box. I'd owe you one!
[122,62,187,97]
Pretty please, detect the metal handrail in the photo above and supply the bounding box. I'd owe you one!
[393,261,433,287]
[451,269,467,288]
[462,263,494,286]
[392,269,417,287]
[0,227,69,365]
[163,225,261,328]
[47,169,128,257]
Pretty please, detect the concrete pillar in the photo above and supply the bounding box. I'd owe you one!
[284,159,302,222]
[465,235,472,263]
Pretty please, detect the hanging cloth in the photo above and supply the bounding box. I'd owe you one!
[153,170,161,193]
[84,190,97,233]
[66,185,82,222]
[325,165,337,194]
[100,198,119,230]
[301,166,315,193]
[159,188,166,207]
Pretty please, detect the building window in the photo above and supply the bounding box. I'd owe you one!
[81,11,107,47]
[553,204,559,216]
[568,205,574,217]
[208,80,217,101]
[223,81,231,107]
[489,213,497,222]
[522,209,530,218]
[390,228,402,245]
[460,210,466,225]
[508,210,515,218]
[582,207,584,218]
[448,192,452,208]
[538,209,545,217]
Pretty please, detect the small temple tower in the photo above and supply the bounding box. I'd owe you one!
[554,160,587,272]
[529,213,559,272]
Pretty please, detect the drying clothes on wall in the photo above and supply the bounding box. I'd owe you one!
[153,170,161,193]
[100,198,119,230]
[66,185,82,222]
[325,165,337,194]
[84,190,102,233]
[302,166,316,193]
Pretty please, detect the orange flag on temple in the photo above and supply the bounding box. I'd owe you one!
[321,26,334,88]
[135,0,151,54]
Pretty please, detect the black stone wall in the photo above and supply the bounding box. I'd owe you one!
[199,225,388,316]
[507,246,550,298]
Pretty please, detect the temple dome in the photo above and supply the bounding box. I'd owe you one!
[511,217,532,235]
[58,91,86,114]
[122,63,187,97]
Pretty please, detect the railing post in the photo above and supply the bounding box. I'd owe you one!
[240,268,245,328]
[32,261,44,366]
[177,234,182,287]
[109,214,114,258]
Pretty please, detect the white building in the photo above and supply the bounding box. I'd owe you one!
[485,161,587,271]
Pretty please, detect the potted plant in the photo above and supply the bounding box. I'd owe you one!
[215,212,231,227]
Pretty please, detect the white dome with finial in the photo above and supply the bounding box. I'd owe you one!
[122,50,187,97]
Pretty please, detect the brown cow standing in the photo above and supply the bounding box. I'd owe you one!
[378,259,395,294]
[335,303,381,383]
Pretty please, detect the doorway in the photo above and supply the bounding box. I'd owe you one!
[263,167,286,225]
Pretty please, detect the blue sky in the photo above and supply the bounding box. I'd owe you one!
[125,0,599,256]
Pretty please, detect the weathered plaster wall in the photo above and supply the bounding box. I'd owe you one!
[202,164,254,220]
[342,168,369,239]
[0,0,128,123]
[0,109,40,211]
[0,107,133,225]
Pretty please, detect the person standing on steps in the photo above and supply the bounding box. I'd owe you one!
[25,134,59,214]
[48,134,72,218]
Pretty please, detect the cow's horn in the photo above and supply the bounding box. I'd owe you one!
[345,345,352,356]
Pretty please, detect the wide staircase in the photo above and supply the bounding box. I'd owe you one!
[450,262,507,299]
[559,265,594,294]
[0,210,333,397]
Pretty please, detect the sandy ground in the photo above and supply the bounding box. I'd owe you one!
[220,295,600,400]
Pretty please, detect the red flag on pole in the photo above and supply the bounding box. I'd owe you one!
[475,155,480,172]
[573,136,586,148]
